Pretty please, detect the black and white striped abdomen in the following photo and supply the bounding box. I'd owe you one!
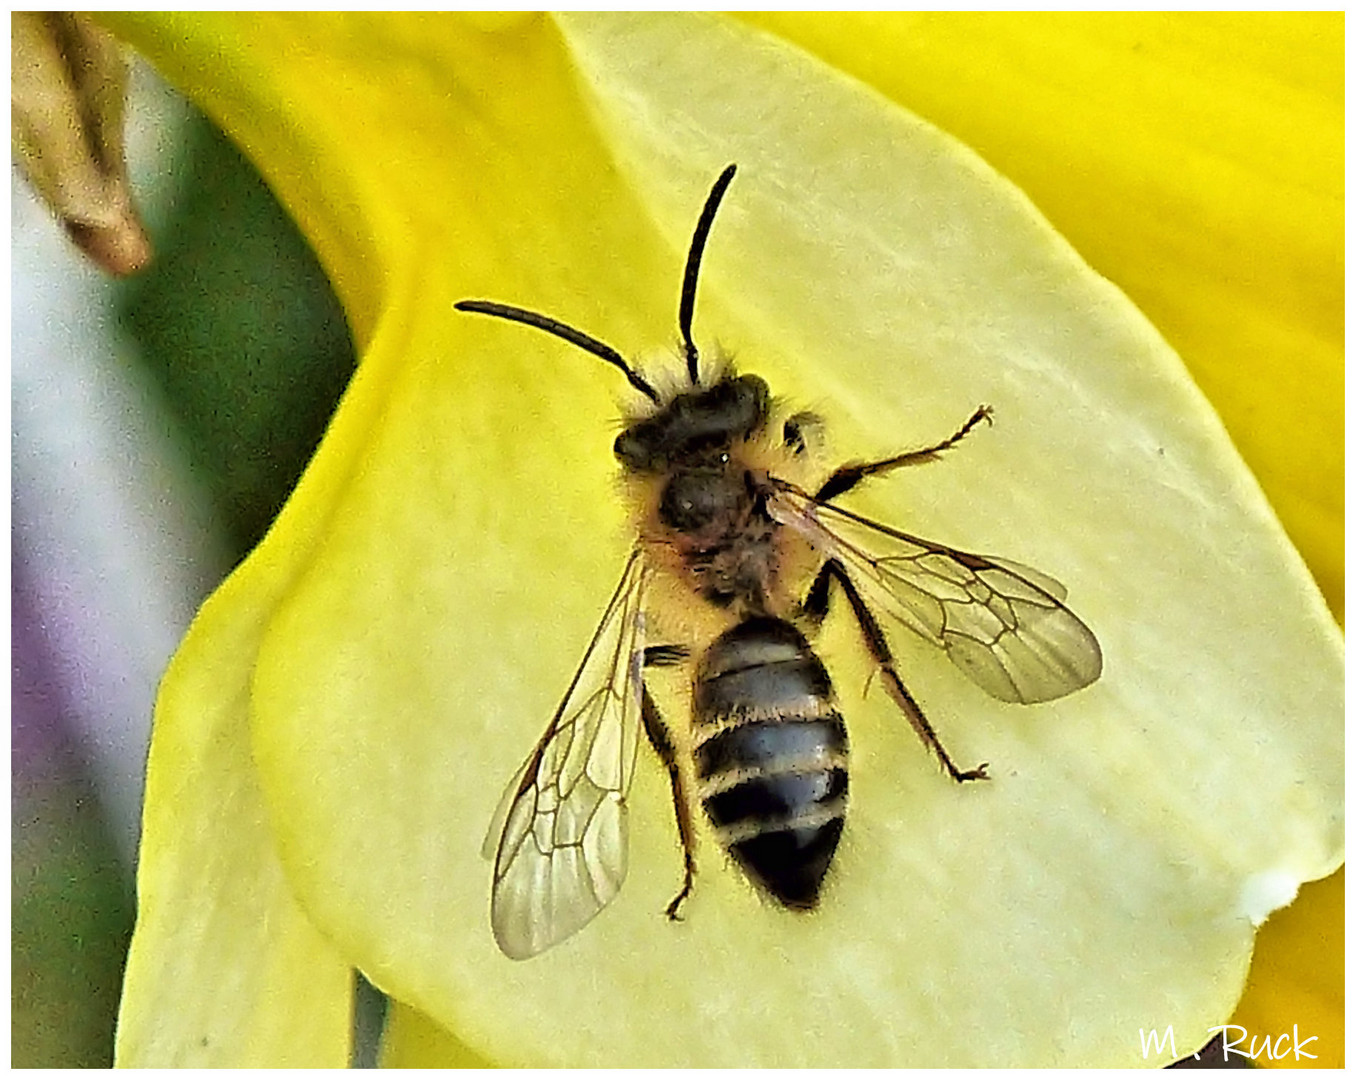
[692,617,848,909]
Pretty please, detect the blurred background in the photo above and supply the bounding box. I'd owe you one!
[12,60,357,1066]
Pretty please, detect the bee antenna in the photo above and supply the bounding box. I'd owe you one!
[455,300,662,404]
[679,163,737,386]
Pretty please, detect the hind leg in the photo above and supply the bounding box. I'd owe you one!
[801,560,988,783]
[641,647,699,919]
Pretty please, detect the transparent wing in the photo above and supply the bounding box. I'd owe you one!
[486,550,648,959]
[769,485,1101,704]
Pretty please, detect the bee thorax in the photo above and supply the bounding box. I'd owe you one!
[650,461,783,613]
[659,467,747,533]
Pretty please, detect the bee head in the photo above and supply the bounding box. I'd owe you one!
[613,374,770,473]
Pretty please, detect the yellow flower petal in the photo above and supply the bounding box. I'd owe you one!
[1232,868,1344,1068]
[742,12,1343,623]
[378,1002,494,1068]
[114,588,351,1065]
[105,13,1341,1066]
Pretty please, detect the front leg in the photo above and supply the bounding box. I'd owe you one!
[814,405,992,502]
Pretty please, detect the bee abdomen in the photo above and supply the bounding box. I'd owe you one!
[693,618,848,909]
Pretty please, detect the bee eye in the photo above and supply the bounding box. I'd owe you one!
[614,429,656,471]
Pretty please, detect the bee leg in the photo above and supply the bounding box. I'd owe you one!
[798,560,834,626]
[813,560,989,784]
[813,405,993,502]
[781,410,823,456]
[643,644,690,667]
[640,681,698,920]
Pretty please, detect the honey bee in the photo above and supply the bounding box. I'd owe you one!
[457,165,1102,960]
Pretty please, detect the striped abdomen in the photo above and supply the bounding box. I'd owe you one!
[692,617,848,908]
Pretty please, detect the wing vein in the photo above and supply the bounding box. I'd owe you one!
[486,551,648,959]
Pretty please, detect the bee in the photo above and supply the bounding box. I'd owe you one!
[457,164,1102,960]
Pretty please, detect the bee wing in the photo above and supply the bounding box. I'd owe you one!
[486,550,649,959]
[769,486,1101,704]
